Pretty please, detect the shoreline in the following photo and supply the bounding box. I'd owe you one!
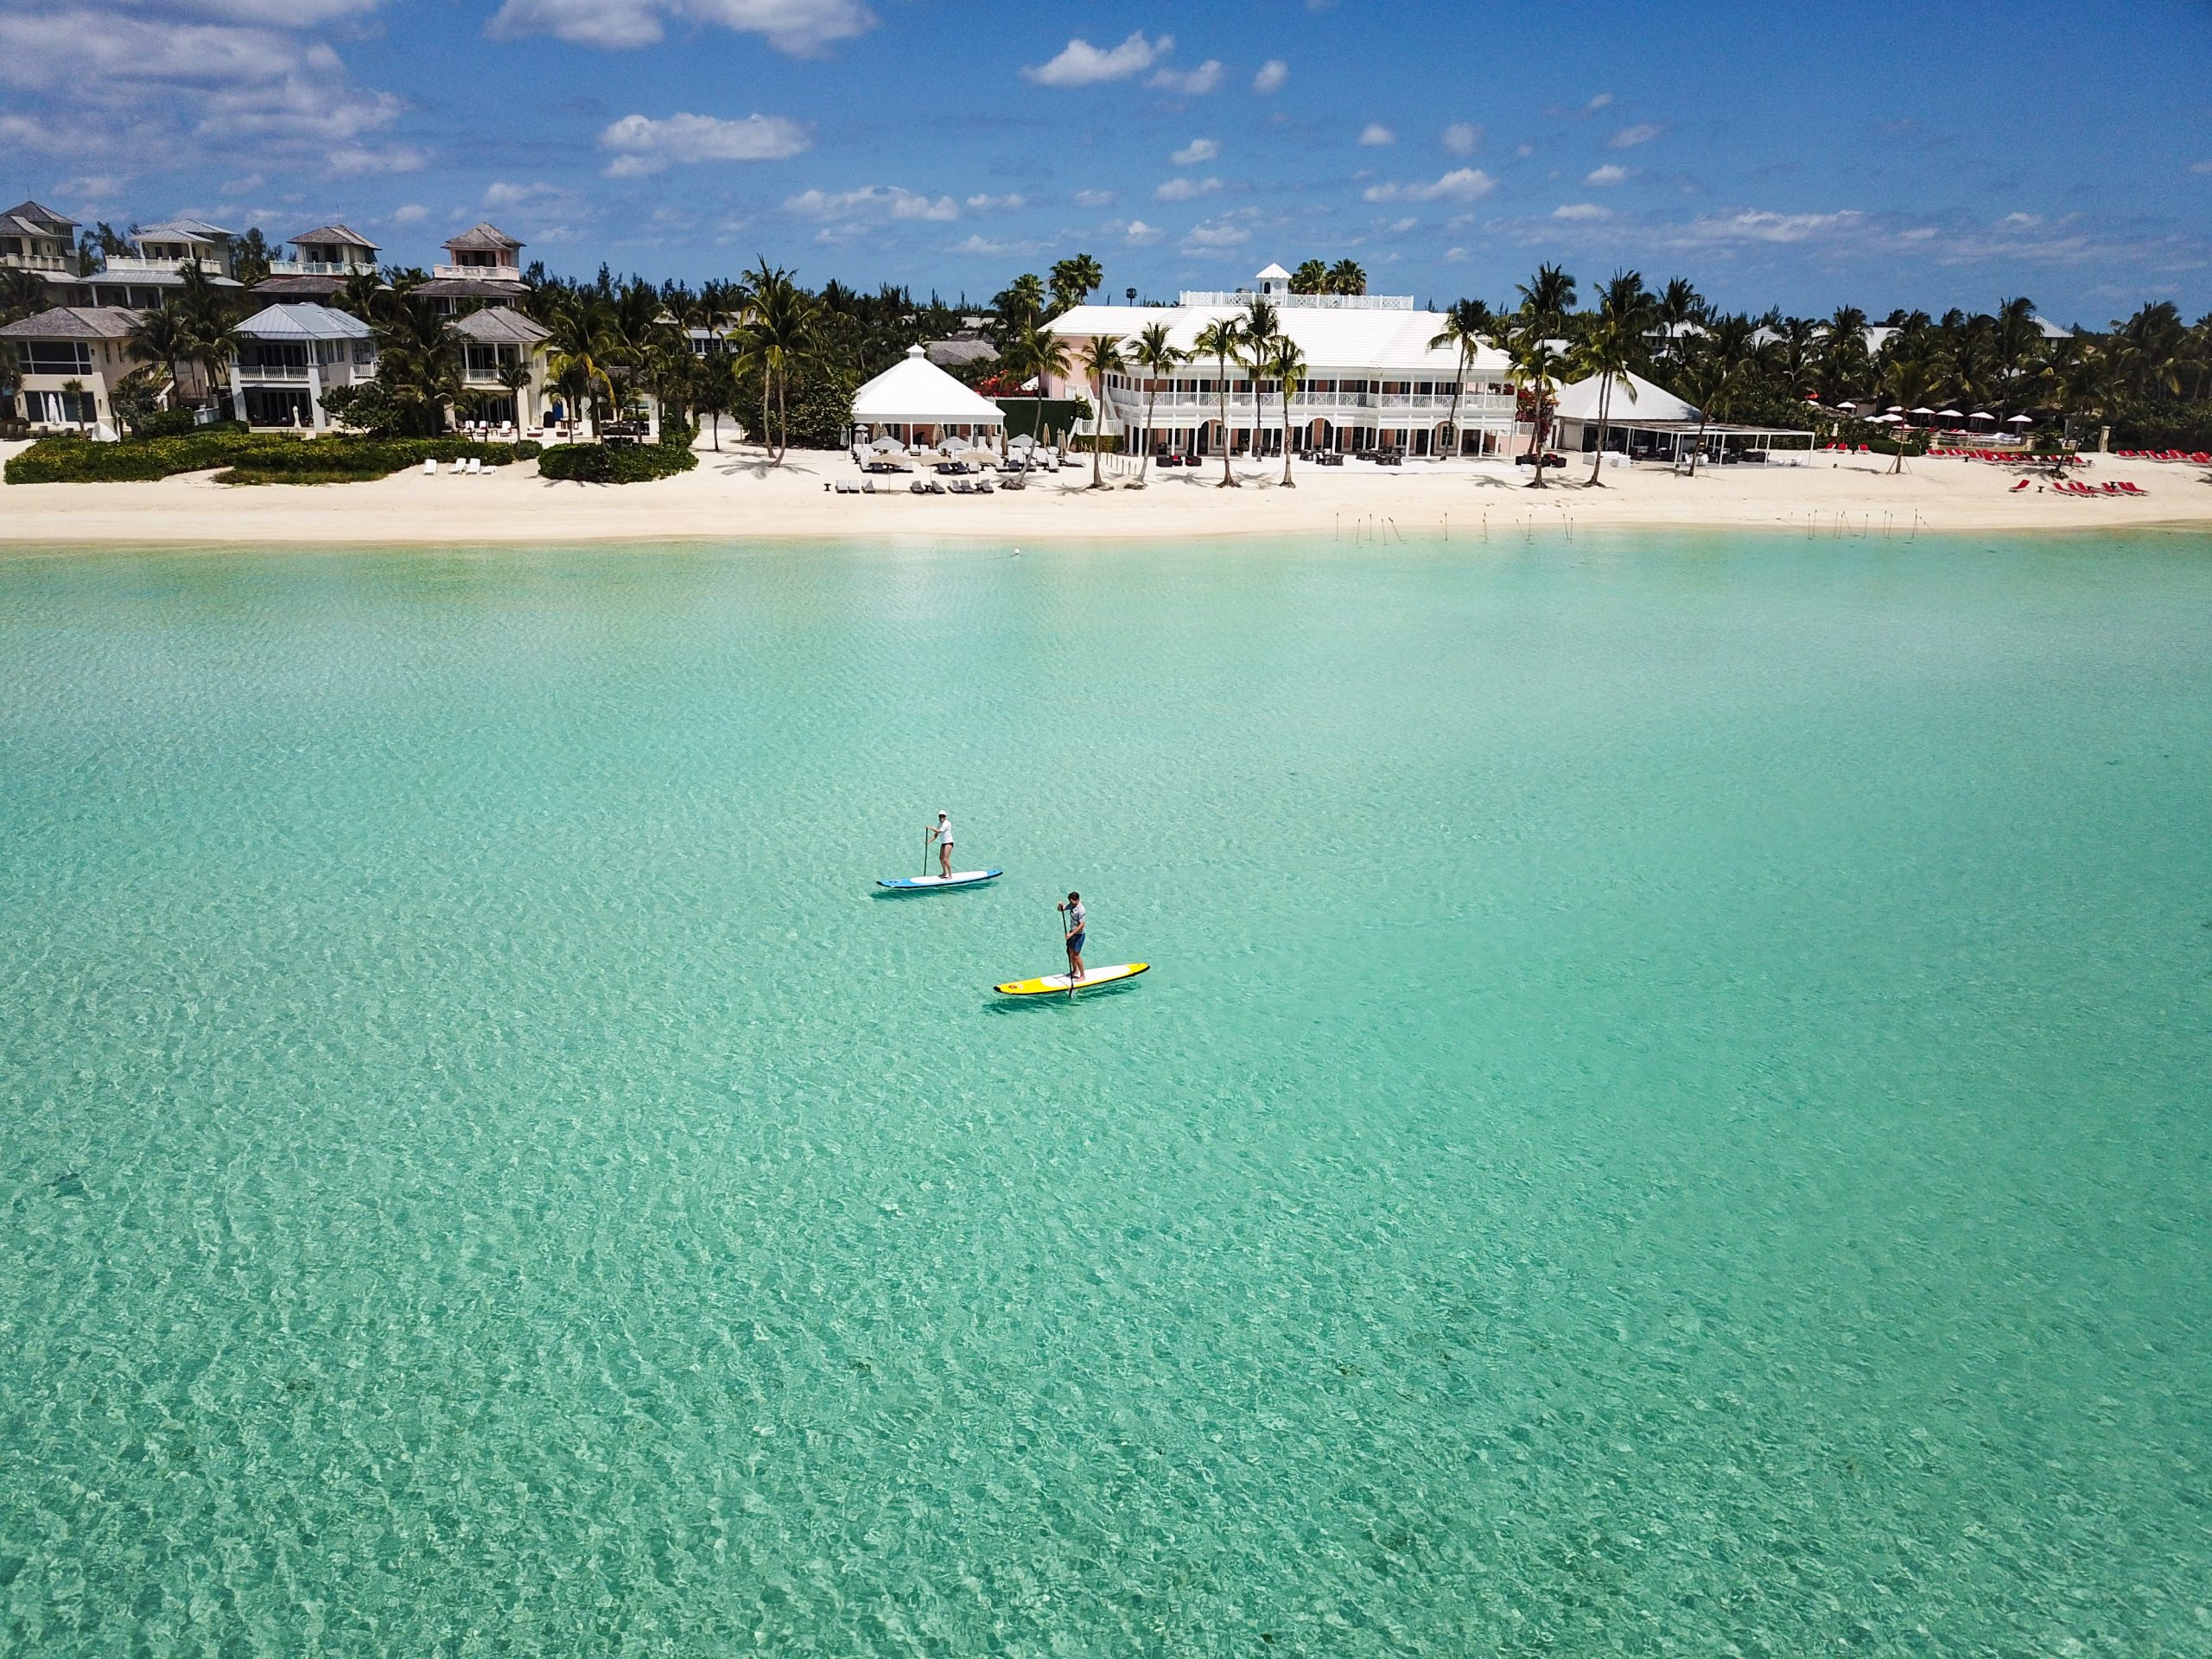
[5,442,2211,548]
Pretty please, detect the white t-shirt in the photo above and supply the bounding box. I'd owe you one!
[1064,901,1086,934]
[935,817,953,844]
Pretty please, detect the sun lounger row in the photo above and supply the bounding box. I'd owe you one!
[423,456,493,476]
[830,478,1001,494]
[2049,479,2146,497]
[2112,449,2210,462]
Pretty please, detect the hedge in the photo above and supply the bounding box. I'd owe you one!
[537,436,697,485]
[5,432,540,486]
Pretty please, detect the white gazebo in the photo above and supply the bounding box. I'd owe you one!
[850,345,1006,450]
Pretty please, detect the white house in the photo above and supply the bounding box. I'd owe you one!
[257,225,380,302]
[229,303,377,431]
[419,224,527,313]
[451,305,551,429]
[81,219,246,309]
[1046,262,1516,458]
[0,305,139,436]
[0,200,84,306]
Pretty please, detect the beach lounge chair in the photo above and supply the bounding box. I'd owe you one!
[2010,479,2029,492]
[2119,481,2147,495]
[909,479,926,493]
[423,459,438,476]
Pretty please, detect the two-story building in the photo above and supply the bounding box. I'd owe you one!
[451,306,551,429]
[1045,261,1516,459]
[256,226,380,303]
[1,200,84,308]
[228,303,377,431]
[418,224,528,314]
[0,306,142,436]
[80,219,247,309]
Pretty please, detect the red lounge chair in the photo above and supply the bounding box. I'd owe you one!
[2010,479,2030,492]
[2120,481,2147,495]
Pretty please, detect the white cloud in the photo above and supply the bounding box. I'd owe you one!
[1022,29,1168,86]
[1443,245,1469,263]
[390,202,428,224]
[1585,163,1629,186]
[964,192,1027,212]
[486,0,874,54]
[1252,58,1287,94]
[484,180,563,208]
[784,183,957,221]
[1154,175,1221,202]
[1357,123,1395,147]
[1361,167,1495,204]
[950,232,1045,256]
[1181,215,1252,251]
[1115,219,1163,245]
[1553,202,1610,220]
[1073,188,1117,207]
[1587,92,1613,111]
[327,143,427,174]
[1150,59,1222,95]
[1441,122,1480,156]
[1171,137,1219,165]
[2192,160,2212,175]
[598,111,809,176]
[138,0,383,22]
[1671,207,1860,244]
[1609,122,1662,149]
[1516,143,1534,158]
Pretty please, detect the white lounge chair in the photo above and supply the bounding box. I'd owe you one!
[423,459,438,476]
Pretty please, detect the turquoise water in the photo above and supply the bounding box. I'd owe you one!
[3,533,2209,1656]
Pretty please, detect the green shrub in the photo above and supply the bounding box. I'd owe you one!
[4,431,532,486]
[537,436,697,485]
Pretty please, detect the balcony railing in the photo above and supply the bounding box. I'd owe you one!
[1174,290,1414,311]
[1105,391,1516,421]
[98,254,231,277]
[432,263,522,282]
[2,253,73,272]
[264,259,376,277]
[238,363,315,382]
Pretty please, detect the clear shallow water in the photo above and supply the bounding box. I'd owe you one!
[1,532,2209,1657]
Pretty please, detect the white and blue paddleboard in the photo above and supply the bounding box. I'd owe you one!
[878,869,1003,890]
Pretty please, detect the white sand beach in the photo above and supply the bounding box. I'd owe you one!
[4,442,2209,547]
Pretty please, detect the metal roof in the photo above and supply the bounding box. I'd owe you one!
[289,224,379,251]
[236,302,374,340]
[450,308,550,344]
[1,200,74,232]
[443,222,523,251]
[1049,301,1509,377]
[136,219,237,243]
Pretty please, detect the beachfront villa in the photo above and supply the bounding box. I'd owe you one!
[1046,263,1519,458]
[419,225,528,314]
[1,200,84,305]
[849,344,1007,450]
[0,305,143,437]
[452,306,552,429]
[228,303,377,432]
[255,226,381,302]
[2,203,248,311]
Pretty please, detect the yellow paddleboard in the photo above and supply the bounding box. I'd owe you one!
[995,963,1149,996]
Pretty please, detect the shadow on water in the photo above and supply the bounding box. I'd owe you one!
[982,978,1151,1014]
[869,882,1002,901]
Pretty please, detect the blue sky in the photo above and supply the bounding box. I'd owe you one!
[6,0,2210,323]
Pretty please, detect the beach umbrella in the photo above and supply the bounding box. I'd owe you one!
[1968,410,1993,422]
[1837,400,1857,411]
[870,435,904,453]
[2006,414,2033,425]
[1885,405,1904,414]
[1911,406,1934,416]
[1936,408,1963,420]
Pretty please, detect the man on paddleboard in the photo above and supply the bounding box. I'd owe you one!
[928,811,955,878]
[1059,892,1086,980]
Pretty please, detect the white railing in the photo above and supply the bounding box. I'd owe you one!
[433,263,521,282]
[238,363,314,382]
[1175,290,1414,311]
[3,253,73,272]
[265,259,375,277]
[1107,391,1515,421]
[99,254,229,277]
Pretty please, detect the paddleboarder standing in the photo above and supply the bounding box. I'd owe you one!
[1059,892,1087,981]
[928,810,955,878]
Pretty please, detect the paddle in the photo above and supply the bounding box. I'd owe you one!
[1061,903,1076,1001]
[922,825,929,880]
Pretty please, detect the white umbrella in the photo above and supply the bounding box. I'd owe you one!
[2006,414,2033,425]
[1936,408,1963,419]
[1885,404,1904,414]
[1910,406,1935,416]
[1837,400,1858,411]
[1968,410,1993,422]
[870,435,904,453]
[1878,412,1904,423]
[1008,433,1037,450]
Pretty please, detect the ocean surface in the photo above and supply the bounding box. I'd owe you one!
[2,532,2208,1656]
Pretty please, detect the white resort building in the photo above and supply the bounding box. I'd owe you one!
[849,344,1007,450]
[0,305,140,437]
[1045,263,1517,458]
[256,226,381,303]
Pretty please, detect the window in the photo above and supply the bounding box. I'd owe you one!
[21,341,91,375]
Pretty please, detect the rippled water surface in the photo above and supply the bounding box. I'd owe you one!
[3,534,2209,1656]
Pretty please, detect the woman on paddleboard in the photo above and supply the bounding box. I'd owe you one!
[1059,892,1086,981]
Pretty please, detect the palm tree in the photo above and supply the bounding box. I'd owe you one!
[1049,254,1103,316]
[127,302,193,410]
[1427,298,1493,460]
[373,292,467,435]
[60,377,88,435]
[750,276,816,461]
[1290,259,1329,296]
[1238,296,1280,463]
[496,359,535,431]
[692,353,737,451]
[1878,353,1941,473]
[1,266,48,327]
[1326,259,1366,296]
[997,318,1071,454]
[1261,334,1306,486]
[1508,328,1568,486]
[1076,333,1125,487]
[1128,321,1184,480]
[1575,270,1653,486]
[1515,263,1578,334]
[1190,318,1242,486]
[543,294,620,438]
[1819,306,1871,406]
[994,273,1047,334]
